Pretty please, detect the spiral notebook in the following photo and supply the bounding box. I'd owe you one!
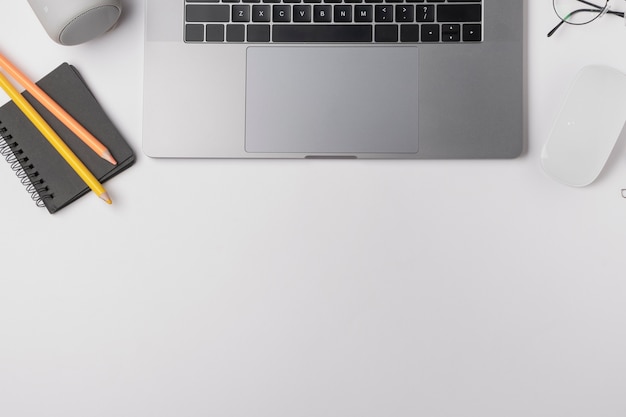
[0,63,135,213]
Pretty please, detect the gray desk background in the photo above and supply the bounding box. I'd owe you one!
[2,1,626,416]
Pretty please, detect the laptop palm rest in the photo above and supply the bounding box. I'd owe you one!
[245,47,419,155]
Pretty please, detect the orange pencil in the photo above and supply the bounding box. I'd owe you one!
[0,52,117,165]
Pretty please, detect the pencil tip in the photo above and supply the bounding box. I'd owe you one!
[99,192,112,205]
[102,151,118,165]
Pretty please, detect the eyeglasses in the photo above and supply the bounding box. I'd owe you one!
[548,0,625,37]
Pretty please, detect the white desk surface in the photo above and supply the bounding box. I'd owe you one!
[2,1,626,416]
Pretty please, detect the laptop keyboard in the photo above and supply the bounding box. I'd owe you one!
[184,0,482,43]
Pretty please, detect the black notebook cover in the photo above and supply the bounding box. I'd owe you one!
[0,63,135,213]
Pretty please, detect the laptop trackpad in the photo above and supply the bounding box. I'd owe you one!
[245,47,419,154]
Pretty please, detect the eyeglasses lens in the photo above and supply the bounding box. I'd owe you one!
[553,0,610,25]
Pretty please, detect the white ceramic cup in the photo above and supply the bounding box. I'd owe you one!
[26,0,122,45]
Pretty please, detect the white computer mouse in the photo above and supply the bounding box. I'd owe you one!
[541,65,626,187]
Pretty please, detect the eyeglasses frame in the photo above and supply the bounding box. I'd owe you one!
[548,0,624,37]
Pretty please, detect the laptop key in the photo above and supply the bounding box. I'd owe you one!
[185,24,205,41]
[400,24,419,42]
[463,24,481,41]
[186,5,230,22]
[375,25,398,42]
[415,5,434,21]
[334,5,352,22]
[273,5,292,21]
[442,24,460,42]
[272,24,372,42]
[395,5,414,22]
[232,5,251,22]
[421,24,439,42]
[293,5,312,22]
[205,24,225,41]
[248,24,271,41]
[226,24,246,41]
[437,4,481,22]
[313,5,332,22]
[354,5,373,22]
[375,5,393,22]
[252,5,271,21]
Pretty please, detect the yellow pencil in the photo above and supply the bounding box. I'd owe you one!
[0,70,111,205]
[0,52,117,165]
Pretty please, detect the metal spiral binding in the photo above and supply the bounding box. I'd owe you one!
[0,122,52,208]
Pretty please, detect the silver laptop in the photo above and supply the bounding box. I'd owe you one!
[142,0,523,159]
